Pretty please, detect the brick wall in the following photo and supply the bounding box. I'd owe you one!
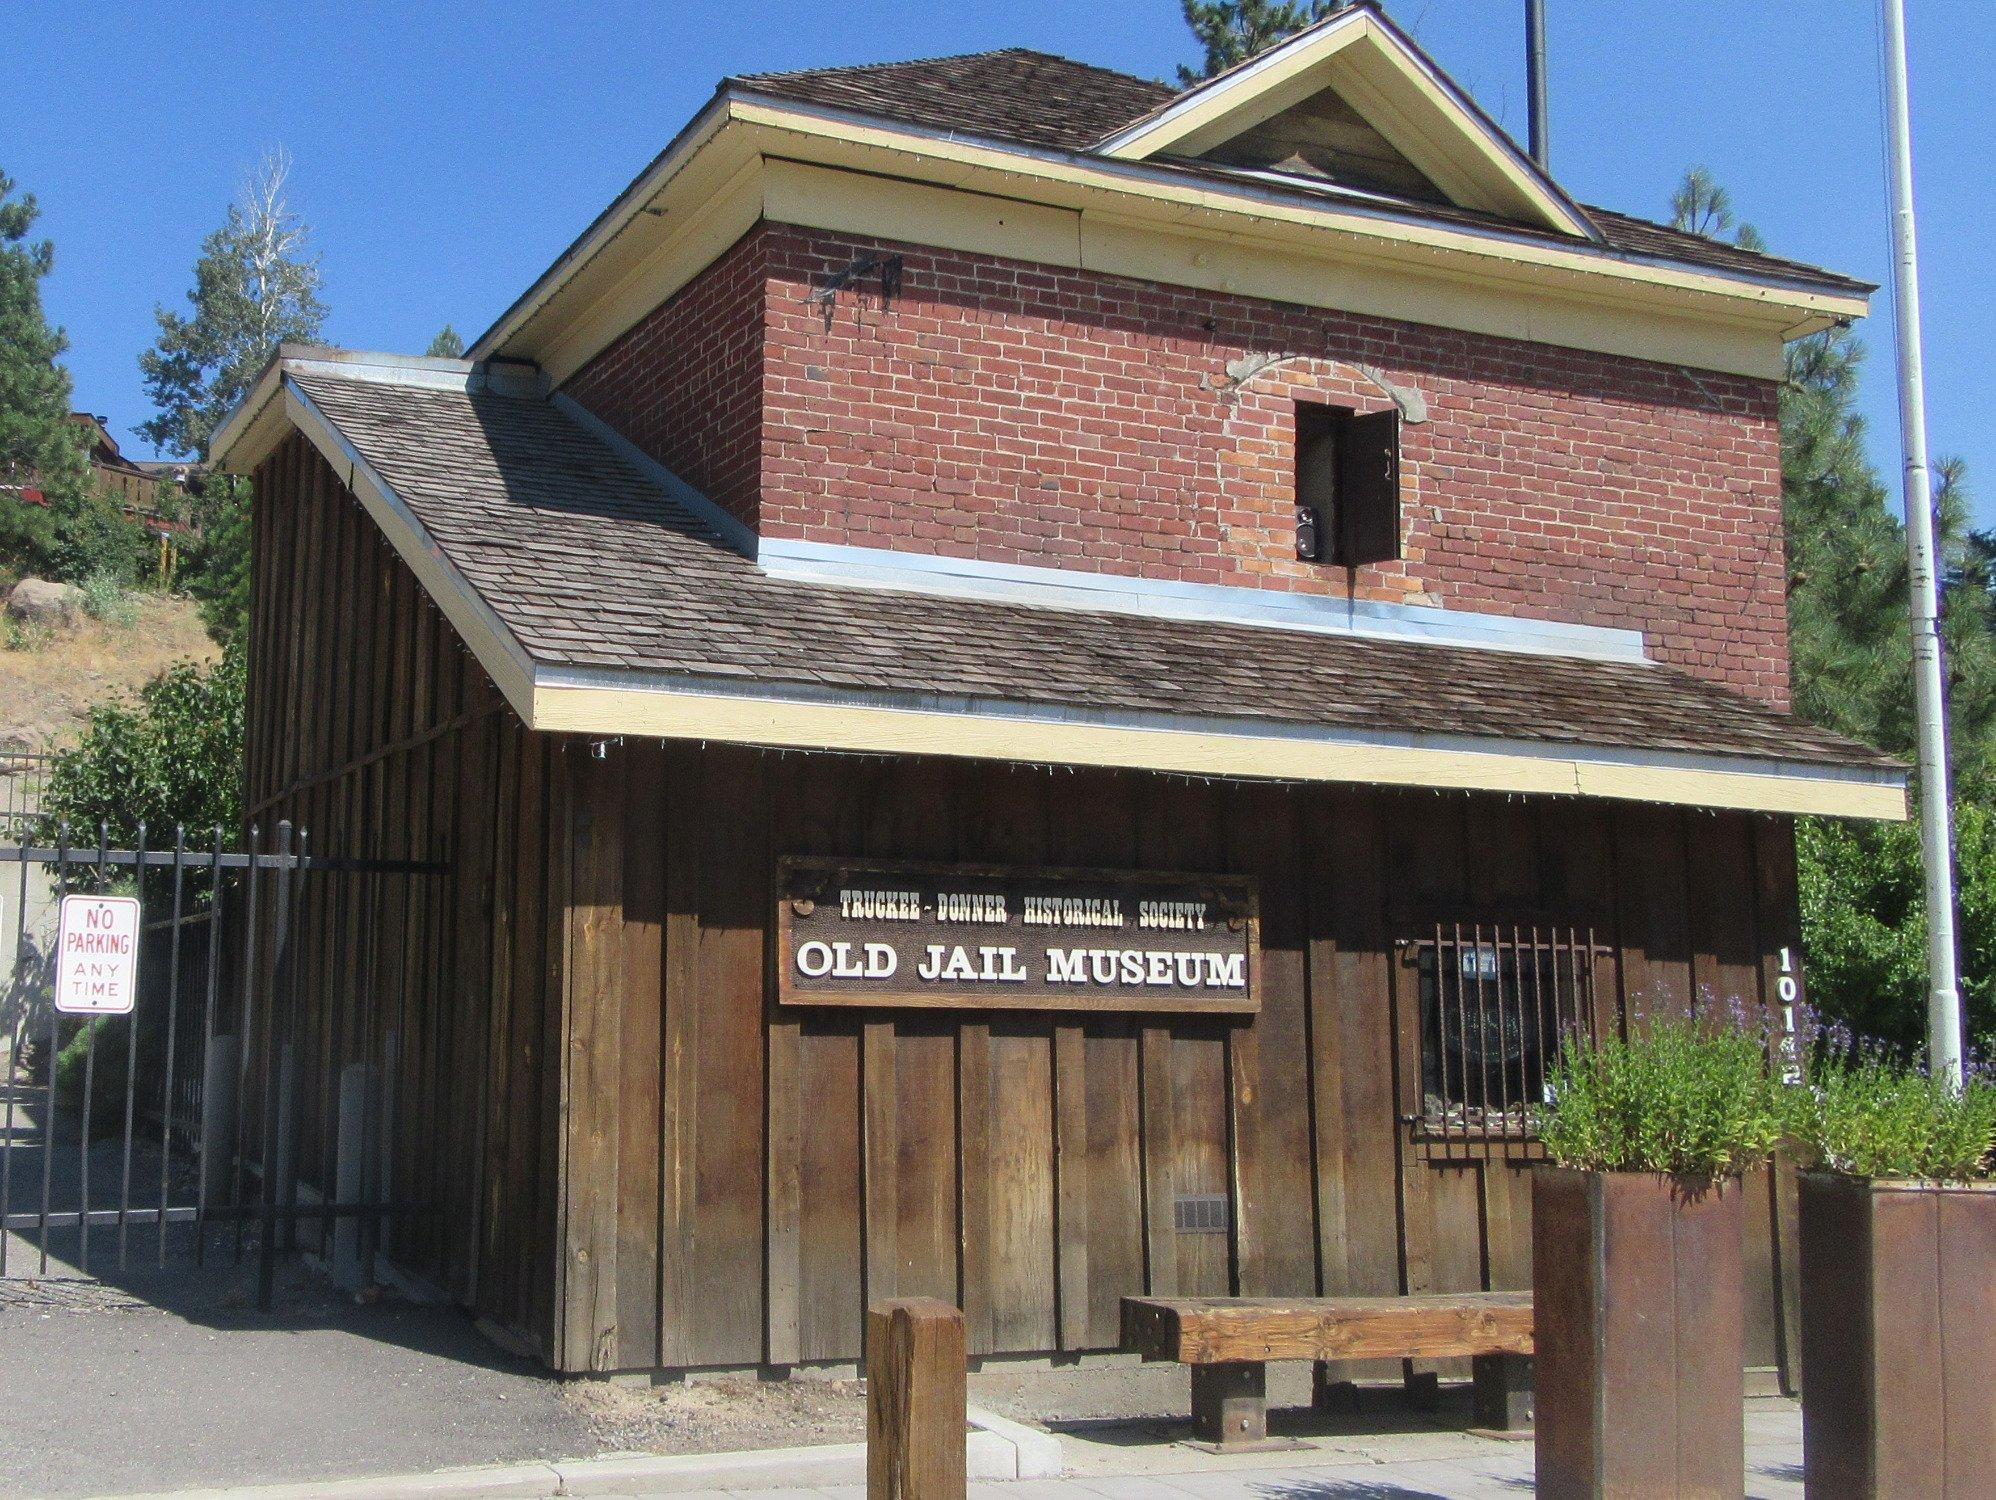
[569,222,1790,705]
[564,228,769,532]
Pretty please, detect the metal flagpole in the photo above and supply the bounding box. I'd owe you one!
[1525,0,1549,169]
[1879,0,1963,1086]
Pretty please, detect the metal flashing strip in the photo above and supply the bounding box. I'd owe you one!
[758,536,1647,663]
[548,391,759,557]
[529,660,1907,821]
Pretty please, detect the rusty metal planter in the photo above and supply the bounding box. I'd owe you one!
[1799,1172,1996,1498]
[1532,1167,1744,1500]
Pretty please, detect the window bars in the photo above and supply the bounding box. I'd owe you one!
[1401,922,1607,1159]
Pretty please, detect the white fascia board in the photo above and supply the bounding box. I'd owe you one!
[1094,8,1596,242]
[280,379,538,721]
[758,536,1647,664]
[209,350,476,473]
[468,93,734,363]
[207,360,288,474]
[1093,8,1370,156]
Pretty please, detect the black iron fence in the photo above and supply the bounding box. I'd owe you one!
[0,751,51,836]
[0,823,440,1306]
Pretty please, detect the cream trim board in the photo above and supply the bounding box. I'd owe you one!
[530,673,1907,822]
[487,96,1865,381]
[468,94,737,364]
[1098,9,1588,239]
[736,108,1866,323]
[537,148,763,387]
[759,158,1792,379]
[1104,10,1370,160]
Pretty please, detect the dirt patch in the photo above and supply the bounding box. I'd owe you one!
[0,592,218,752]
[564,1374,869,1455]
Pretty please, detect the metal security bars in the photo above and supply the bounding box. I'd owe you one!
[1400,923,1607,1160]
[0,823,439,1307]
[0,751,51,836]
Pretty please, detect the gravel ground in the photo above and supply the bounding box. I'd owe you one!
[0,1265,594,1499]
[566,1374,869,1455]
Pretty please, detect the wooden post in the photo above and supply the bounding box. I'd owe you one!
[867,1298,966,1500]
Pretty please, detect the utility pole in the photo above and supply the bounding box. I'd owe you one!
[1525,0,1549,168]
[1880,0,1963,1085]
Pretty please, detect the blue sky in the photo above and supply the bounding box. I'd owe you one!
[5,2,1987,518]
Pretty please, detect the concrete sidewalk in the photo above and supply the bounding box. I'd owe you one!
[80,1399,1811,1499]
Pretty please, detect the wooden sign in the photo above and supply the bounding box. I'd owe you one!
[776,857,1258,1014]
[54,893,141,1016]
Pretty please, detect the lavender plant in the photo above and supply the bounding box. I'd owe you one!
[1791,1033,1996,1181]
[1539,1007,1787,1177]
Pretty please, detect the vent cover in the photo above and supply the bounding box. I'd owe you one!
[1174,1193,1231,1235]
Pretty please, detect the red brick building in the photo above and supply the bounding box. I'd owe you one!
[214,5,1899,1382]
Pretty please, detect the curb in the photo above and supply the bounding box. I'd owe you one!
[92,1410,1065,1499]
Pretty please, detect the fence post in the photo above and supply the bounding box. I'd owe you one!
[273,1042,297,1251]
[332,1061,379,1292]
[867,1298,966,1500]
[200,1035,238,1207]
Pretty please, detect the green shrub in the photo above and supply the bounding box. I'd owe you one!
[5,613,54,652]
[37,639,245,845]
[53,1017,134,1142]
[1791,1044,1996,1181]
[79,569,138,627]
[1540,1011,1788,1176]
[46,490,148,586]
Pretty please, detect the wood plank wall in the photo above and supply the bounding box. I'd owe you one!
[245,435,564,1359]
[558,742,1807,1378]
[247,438,1807,1379]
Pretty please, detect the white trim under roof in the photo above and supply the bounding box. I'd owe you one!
[758,536,1648,664]
[529,661,1907,822]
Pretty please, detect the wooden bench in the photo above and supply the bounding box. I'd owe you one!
[1122,1293,1534,1450]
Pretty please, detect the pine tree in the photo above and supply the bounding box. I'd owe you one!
[139,148,328,460]
[425,324,464,359]
[1669,166,1763,256]
[1178,0,1341,85]
[0,168,90,574]
[1672,168,1996,1049]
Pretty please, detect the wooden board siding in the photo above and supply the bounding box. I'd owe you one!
[246,433,1811,1379]
[551,746,1807,1376]
[245,434,561,1362]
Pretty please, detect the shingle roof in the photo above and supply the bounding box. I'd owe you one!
[737,48,1175,153]
[732,47,1870,297]
[291,368,1898,778]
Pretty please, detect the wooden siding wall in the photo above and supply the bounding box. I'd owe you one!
[245,434,565,1359]
[245,435,1806,1379]
[555,741,1807,1378]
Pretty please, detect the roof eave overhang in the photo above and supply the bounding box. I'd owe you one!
[212,360,1908,823]
[529,664,1908,822]
[469,92,1868,382]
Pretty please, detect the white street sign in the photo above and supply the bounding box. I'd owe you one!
[54,894,142,1016]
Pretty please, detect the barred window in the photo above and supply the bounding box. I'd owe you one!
[1405,923,1601,1150]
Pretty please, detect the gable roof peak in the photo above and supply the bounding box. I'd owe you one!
[1097,1,1597,241]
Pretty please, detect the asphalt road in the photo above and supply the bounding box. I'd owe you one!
[0,1269,597,1498]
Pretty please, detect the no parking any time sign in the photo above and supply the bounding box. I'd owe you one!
[54,894,141,1016]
